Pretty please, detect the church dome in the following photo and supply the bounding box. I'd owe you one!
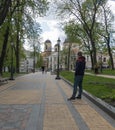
[54,43,58,46]
[45,39,51,44]
[44,39,52,53]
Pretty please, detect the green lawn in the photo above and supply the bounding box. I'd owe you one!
[85,68,115,76]
[2,72,27,78]
[60,71,115,106]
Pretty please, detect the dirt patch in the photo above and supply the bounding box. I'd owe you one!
[103,99,115,107]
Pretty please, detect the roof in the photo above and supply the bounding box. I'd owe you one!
[45,39,51,44]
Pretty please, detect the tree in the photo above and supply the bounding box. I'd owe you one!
[0,0,49,75]
[55,0,108,69]
[63,21,94,69]
[0,1,16,75]
[98,3,114,69]
[0,0,11,26]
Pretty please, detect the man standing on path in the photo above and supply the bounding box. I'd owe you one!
[68,51,86,100]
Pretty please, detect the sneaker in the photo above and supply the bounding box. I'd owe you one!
[68,97,75,100]
[76,96,81,99]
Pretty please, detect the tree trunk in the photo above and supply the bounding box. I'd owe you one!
[0,0,11,26]
[90,39,97,69]
[16,29,20,73]
[0,26,10,75]
[67,43,71,71]
[107,36,114,70]
[15,1,21,73]
[90,51,94,70]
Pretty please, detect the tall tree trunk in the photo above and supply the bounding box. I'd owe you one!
[107,36,114,69]
[90,38,97,69]
[16,29,20,73]
[0,26,10,75]
[67,43,71,71]
[90,51,94,70]
[0,0,11,26]
[15,1,20,73]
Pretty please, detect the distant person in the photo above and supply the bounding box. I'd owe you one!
[45,67,47,73]
[68,51,86,100]
[41,66,45,74]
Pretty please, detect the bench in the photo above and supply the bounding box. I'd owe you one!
[0,76,8,85]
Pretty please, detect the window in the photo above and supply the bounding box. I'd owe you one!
[55,48,57,52]
[103,57,106,62]
[54,57,56,61]
[87,56,89,61]
[45,45,47,50]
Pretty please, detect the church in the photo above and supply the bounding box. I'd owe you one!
[41,38,113,72]
[41,39,82,72]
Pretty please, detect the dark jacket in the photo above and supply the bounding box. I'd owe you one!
[75,56,86,76]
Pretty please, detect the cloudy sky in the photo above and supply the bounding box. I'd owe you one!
[109,0,115,14]
[37,1,66,48]
[24,0,115,50]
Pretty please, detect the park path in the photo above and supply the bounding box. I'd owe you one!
[0,72,114,130]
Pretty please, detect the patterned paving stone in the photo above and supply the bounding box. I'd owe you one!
[0,90,42,104]
[43,78,79,130]
[0,72,114,130]
[44,104,79,130]
[0,105,32,130]
[73,103,115,130]
[58,79,115,130]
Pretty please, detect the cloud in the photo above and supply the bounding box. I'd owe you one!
[34,0,67,48]
[108,0,115,14]
[31,0,115,52]
[37,16,66,47]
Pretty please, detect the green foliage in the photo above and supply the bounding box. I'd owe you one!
[57,0,115,69]
[36,54,43,68]
[0,0,49,73]
[63,21,83,44]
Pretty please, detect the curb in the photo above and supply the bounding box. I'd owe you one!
[61,76,115,120]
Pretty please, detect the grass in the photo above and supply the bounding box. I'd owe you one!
[60,70,115,106]
[2,72,27,78]
[85,68,115,76]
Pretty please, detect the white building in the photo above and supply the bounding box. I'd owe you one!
[41,39,115,71]
[20,50,37,73]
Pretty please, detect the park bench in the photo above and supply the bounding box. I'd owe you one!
[0,76,8,85]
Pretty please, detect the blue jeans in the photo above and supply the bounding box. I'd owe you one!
[72,75,84,98]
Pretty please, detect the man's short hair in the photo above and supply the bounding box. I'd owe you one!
[77,51,82,56]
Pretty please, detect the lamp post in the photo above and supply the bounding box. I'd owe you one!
[100,51,102,73]
[26,60,29,73]
[33,44,35,73]
[55,38,61,80]
[9,42,14,80]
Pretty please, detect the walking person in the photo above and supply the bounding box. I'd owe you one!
[68,51,86,100]
[41,66,45,74]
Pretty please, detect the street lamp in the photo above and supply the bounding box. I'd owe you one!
[33,44,35,73]
[55,38,61,80]
[26,60,29,73]
[100,51,103,73]
[9,42,14,80]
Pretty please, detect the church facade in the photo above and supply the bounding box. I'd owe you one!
[41,39,115,72]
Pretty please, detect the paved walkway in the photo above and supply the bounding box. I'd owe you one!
[0,72,114,130]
